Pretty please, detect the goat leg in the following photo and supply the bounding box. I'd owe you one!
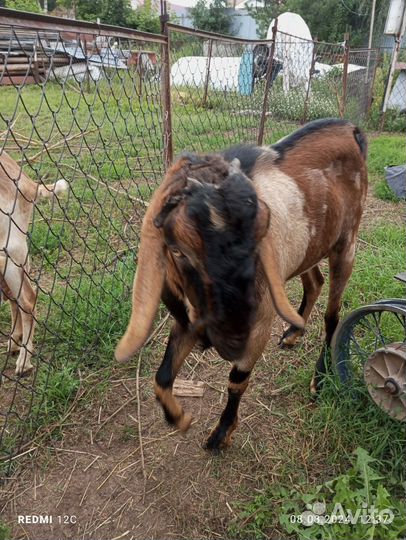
[311,239,356,394]
[205,366,251,451]
[280,266,324,348]
[154,322,196,432]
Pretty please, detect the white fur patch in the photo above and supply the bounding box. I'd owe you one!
[353,172,361,189]
[254,169,310,279]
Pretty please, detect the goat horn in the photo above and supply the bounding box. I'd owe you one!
[259,239,304,329]
[187,177,203,188]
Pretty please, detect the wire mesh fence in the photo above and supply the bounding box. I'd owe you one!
[0,9,382,476]
[0,12,166,474]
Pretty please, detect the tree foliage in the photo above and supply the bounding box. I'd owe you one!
[5,0,41,12]
[189,0,232,35]
[54,0,161,32]
[248,0,390,46]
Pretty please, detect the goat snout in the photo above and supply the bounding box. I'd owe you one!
[206,326,247,361]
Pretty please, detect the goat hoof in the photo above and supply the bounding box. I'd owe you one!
[176,412,192,432]
[205,420,237,451]
[15,364,34,377]
[309,374,323,401]
[204,433,225,452]
[279,326,304,349]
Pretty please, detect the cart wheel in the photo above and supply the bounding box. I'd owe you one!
[331,303,406,421]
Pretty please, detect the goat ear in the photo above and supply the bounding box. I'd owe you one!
[259,240,305,329]
[115,159,191,361]
[255,199,270,241]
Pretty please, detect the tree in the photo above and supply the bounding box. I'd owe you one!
[247,0,390,46]
[102,0,131,26]
[189,0,233,35]
[246,0,286,38]
[5,0,41,12]
[127,0,161,34]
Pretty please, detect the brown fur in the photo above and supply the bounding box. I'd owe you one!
[116,120,368,448]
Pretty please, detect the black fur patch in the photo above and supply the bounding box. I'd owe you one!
[229,367,250,384]
[205,390,240,450]
[353,127,367,159]
[182,172,259,360]
[222,144,263,176]
[161,284,189,329]
[272,118,351,162]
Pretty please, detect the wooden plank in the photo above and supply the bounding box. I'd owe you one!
[173,379,205,398]
[0,75,37,85]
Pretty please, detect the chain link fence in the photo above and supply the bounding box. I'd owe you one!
[0,9,380,476]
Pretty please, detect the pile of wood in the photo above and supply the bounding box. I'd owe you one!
[0,28,72,86]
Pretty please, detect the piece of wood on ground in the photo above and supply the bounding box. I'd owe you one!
[173,379,205,398]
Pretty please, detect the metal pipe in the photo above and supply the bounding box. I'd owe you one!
[302,38,317,124]
[340,33,350,118]
[257,19,278,146]
[160,0,173,170]
[202,39,213,108]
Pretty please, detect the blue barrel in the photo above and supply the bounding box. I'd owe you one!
[238,50,254,96]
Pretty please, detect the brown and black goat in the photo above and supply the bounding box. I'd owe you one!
[115,118,368,450]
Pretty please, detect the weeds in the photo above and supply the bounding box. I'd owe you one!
[230,448,405,540]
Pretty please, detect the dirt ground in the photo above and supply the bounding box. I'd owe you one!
[1,193,402,540]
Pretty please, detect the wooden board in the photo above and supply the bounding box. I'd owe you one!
[173,379,205,398]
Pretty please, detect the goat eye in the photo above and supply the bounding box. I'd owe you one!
[170,248,183,258]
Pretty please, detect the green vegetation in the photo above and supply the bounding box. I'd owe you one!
[189,0,232,35]
[248,0,390,45]
[368,135,405,201]
[4,0,41,13]
[231,448,405,540]
[0,521,10,540]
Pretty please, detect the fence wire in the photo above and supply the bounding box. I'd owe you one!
[0,11,382,476]
[0,18,165,475]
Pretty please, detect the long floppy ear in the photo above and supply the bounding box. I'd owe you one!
[115,202,165,361]
[255,199,270,241]
[259,239,304,328]
[115,158,189,362]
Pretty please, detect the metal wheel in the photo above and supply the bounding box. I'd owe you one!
[331,303,406,421]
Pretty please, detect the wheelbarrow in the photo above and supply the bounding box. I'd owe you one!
[331,272,406,421]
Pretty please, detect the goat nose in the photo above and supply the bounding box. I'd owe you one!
[206,328,246,361]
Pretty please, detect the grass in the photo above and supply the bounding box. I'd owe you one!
[368,135,405,202]
[0,56,405,539]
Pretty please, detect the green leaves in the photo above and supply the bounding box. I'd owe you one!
[231,448,405,540]
[277,447,406,540]
[189,0,233,36]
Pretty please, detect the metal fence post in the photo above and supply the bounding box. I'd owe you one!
[257,19,277,146]
[160,0,173,170]
[302,38,317,124]
[202,38,213,107]
[340,33,350,118]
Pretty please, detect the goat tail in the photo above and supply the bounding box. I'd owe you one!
[36,179,69,200]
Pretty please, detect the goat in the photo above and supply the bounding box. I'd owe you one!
[115,118,368,450]
[0,151,68,375]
